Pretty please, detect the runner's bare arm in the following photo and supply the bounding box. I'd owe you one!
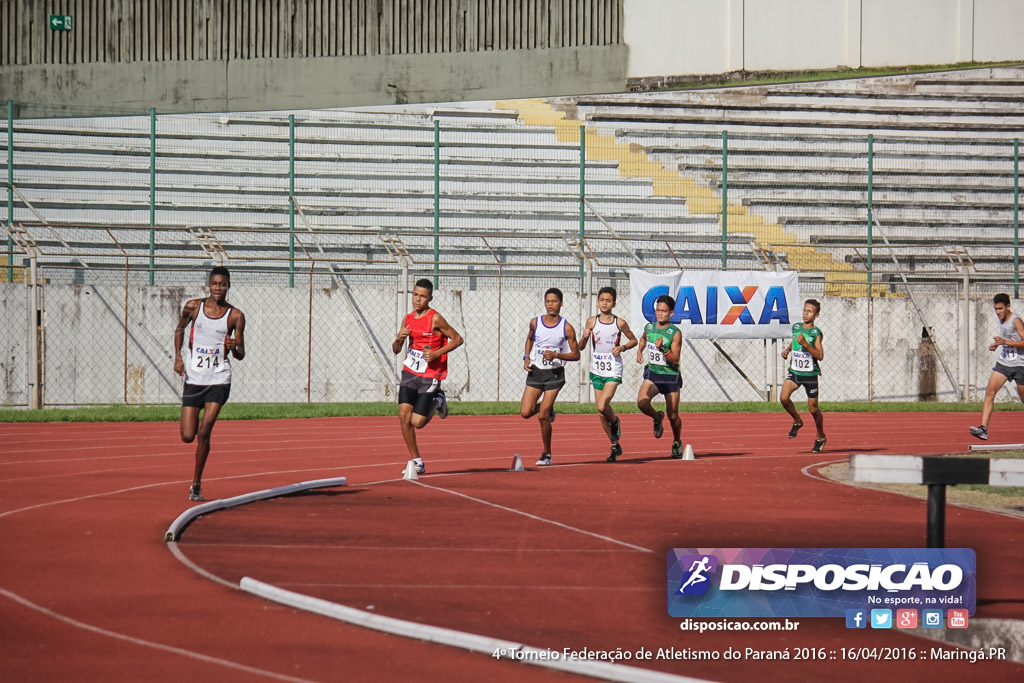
[578,316,595,350]
[664,329,683,365]
[425,313,463,362]
[173,299,200,377]
[560,322,581,362]
[227,309,246,360]
[996,318,1024,349]
[616,317,638,354]
[392,324,411,354]
[523,318,537,371]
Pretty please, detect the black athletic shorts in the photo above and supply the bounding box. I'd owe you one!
[182,382,231,408]
[994,362,1024,385]
[643,366,682,395]
[526,366,566,391]
[785,372,820,398]
[399,370,441,416]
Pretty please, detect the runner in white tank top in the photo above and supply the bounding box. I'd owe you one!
[579,287,637,462]
[520,288,580,466]
[185,298,233,385]
[970,294,1024,441]
[173,267,246,502]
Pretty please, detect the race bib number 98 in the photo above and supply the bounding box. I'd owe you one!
[646,341,666,367]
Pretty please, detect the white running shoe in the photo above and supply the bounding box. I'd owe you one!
[535,454,552,466]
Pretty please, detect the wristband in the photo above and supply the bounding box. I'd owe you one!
[523,354,530,360]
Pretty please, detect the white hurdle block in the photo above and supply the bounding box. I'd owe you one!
[849,454,1024,547]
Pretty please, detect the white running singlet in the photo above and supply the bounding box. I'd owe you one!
[998,313,1024,367]
[589,316,623,378]
[530,316,569,369]
[186,299,232,386]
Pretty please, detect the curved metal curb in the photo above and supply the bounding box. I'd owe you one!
[163,477,347,542]
[239,578,708,683]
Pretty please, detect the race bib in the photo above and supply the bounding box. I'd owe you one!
[590,352,620,377]
[645,341,667,367]
[532,345,564,369]
[404,348,427,373]
[791,350,814,373]
[1001,345,1018,362]
[194,348,227,373]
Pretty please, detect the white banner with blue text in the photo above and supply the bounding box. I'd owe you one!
[629,269,800,340]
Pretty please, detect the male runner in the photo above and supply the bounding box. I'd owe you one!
[173,266,246,502]
[393,279,464,474]
[520,288,580,466]
[969,293,1024,440]
[579,286,637,462]
[780,299,826,453]
[636,295,684,459]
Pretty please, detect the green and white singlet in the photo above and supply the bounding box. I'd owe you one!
[643,322,681,376]
[788,323,823,376]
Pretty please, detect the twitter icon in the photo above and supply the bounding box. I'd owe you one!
[870,609,893,629]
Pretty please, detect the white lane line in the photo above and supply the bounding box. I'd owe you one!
[0,586,319,683]
[0,467,351,520]
[410,480,654,553]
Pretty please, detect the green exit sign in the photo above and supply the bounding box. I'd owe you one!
[49,15,73,31]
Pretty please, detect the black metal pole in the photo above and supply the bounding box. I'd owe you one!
[926,484,946,548]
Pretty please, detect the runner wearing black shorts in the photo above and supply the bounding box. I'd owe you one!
[780,299,826,453]
[520,288,580,466]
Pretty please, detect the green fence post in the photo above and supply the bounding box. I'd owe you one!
[434,119,440,288]
[1015,138,1020,299]
[867,134,874,285]
[722,130,728,268]
[149,108,156,285]
[289,114,295,288]
[6,101,13,283]
[579,124,586,279]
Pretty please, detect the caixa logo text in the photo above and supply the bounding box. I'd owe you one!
[641,285,790,325]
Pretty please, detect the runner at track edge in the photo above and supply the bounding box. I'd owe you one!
[393,278,464,475]
[520,288,580,466]
[173,266,246,502]
[970,293,1024,441]
[636,294,684,458]
[579,286,637,462]
[780,298,826,453]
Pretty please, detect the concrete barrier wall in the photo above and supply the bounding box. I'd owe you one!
[626,0,1024,79]
[11,280,1017,408]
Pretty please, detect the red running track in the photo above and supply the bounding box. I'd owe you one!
[1,412,1022,682]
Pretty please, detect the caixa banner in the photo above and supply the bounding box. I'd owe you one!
[629,269,799,340]
[667,548,976,618]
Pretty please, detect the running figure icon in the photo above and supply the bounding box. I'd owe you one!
[678,556,712,593]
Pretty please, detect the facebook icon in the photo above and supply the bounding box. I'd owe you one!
[845,609,867,629]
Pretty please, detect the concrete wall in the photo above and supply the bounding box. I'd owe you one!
[7,280,1013,407]
[2,46,629,117]
[625,0,1024,79]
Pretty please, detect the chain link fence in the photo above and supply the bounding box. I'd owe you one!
[2,104,1022,408]
[3,257,1022,408]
